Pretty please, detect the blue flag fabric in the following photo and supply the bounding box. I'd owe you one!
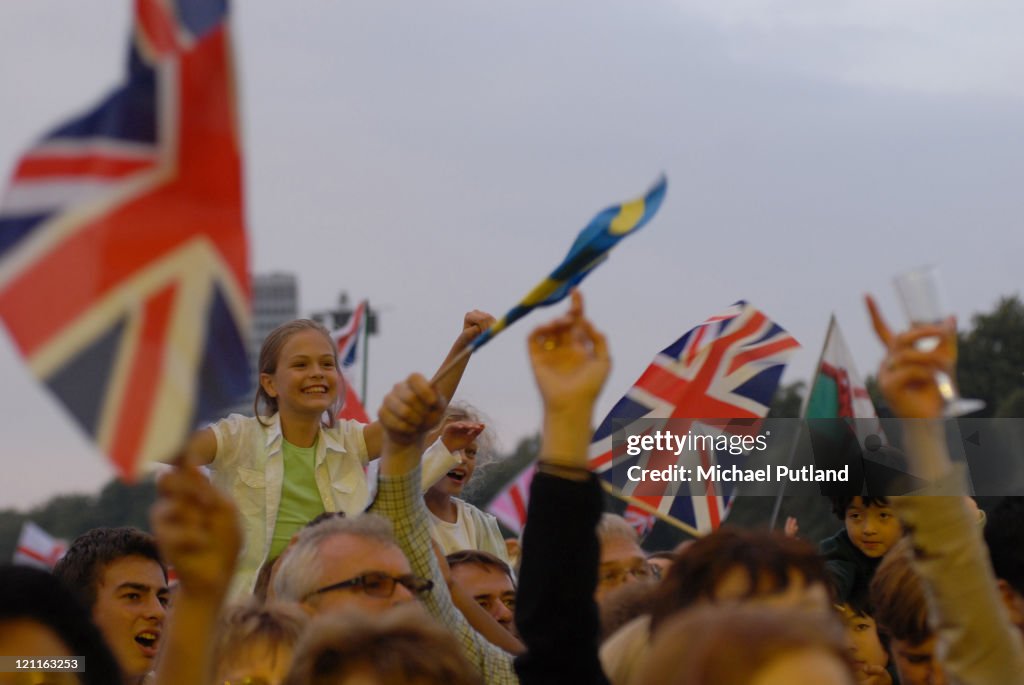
[471,175,667,350]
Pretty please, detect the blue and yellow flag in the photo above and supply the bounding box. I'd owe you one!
[471,175,667,350]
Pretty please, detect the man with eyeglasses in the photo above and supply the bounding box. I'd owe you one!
[270,372,520,685]
[595,513,655,604]
[274,514,433,615]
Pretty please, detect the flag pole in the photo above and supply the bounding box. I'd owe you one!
[430,345,475,389]
[767,315,835,530]
[600,481,704,538]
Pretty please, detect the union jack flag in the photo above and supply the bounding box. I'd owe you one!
[588,301,799,535]
[333,299,370,423]
[487,462,537,535]
[0,0,249,479]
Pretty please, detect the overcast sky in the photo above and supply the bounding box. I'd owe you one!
[1,0,1022,510]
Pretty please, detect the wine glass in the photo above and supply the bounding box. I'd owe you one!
[893,265,984,416]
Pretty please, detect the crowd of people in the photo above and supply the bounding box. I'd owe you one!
[1,291,1022,685]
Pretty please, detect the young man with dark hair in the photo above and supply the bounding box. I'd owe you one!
[447,549,518,636]
[821,495,902,604]
[53,527,169,685]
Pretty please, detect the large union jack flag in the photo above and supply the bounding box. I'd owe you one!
[0,0,249,479]
[588,301,799,535]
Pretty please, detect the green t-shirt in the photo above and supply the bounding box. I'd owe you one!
[269,438,327,558]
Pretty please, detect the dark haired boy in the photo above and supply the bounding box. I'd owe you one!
[447,549,518,636]
[53,527,169,685]
[821,496,901,604]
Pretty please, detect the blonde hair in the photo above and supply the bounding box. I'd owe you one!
[282,606,483,685]
[212,599,309,679]
[254,319,342,427]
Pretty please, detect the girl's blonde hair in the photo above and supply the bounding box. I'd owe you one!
[254,319,343,427]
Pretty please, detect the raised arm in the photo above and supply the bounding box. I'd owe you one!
[867,294,1024,684]
[515,290,612,685]
[370,374,520,683]
[362,309,495,458]
[151,465,242,685]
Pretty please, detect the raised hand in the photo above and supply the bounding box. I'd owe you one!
[379,373,447,447]
[866,295,956,420]
[528,290,610,415]
[454,309,497,351]
[441,420,485,454]
[151,466,241,600]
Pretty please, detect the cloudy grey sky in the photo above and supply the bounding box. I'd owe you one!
[1,0,1021,509]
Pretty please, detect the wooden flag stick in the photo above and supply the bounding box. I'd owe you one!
[429,345,474,389]
[599,480,704,538]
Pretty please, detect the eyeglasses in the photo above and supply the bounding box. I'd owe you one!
[597,563,656,587]
[305,571,434,601]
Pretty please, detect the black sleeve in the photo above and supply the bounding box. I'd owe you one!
[513,470,611,685]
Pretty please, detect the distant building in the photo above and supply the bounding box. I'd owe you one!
[222,273,299,417]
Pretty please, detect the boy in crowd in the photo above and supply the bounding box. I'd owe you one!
[53,527,169,685]
[835,598,891,685]
[822,496,902,604]
[869,538,944,685]
[447,550,518,637]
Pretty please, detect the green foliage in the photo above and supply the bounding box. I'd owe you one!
[958,296,1024,417]
[0,477,156,564]
[768,381,806,418]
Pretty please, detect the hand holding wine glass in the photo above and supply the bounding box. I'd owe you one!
[867,266,984,417]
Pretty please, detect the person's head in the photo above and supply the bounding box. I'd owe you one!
[650,527,832,634]
[255,319,341,426]
[426,402,493,499]
[870,539,945,685]
[599,579,660,641]
[635,605,856,685]
[835,599,888,677]
[0,565,123,685]
[830,496,901,559]
[274,515,431,617]
[52,527,168,682]
[212,600,310,685]
[445,550,517,635]
[984,496,1024,633]
[596,513,653,603]
[282,605,483,685]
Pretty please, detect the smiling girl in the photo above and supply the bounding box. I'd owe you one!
[185,312,492,596]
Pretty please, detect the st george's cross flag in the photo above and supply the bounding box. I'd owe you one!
[0,0,250,479]
[13,521,67,570]
[588,301,799,535]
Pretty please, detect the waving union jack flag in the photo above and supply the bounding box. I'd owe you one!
[0,0,249,479]
[588,301,799,535]
[333,300,370,423]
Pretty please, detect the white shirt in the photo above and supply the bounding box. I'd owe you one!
[209,413,369,596]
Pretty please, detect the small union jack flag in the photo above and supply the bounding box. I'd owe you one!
[487,462,537,535]
[0,0,250,479]
[333,300,370,423]
[588,301,799,535]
